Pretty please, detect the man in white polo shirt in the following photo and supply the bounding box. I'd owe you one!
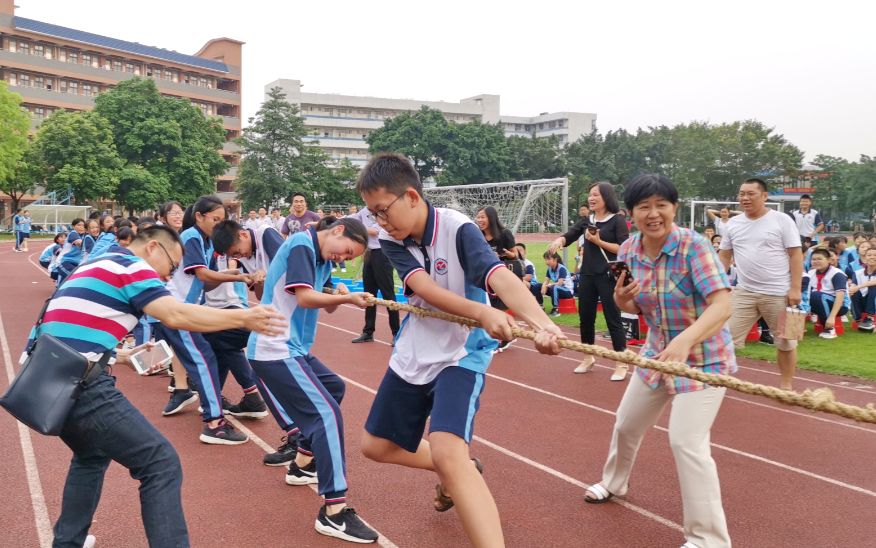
[788,194,824,243]
[719,178,802,390]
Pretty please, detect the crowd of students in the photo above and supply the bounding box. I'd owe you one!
[16,156,874,548]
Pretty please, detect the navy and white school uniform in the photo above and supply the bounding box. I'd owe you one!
[807,265,850,324]
[540,263,574,308]
[151,226,226,422]
[202,253,260,393]
[81,233,96,263]
[56,230,85,285]
[39,243,60,269]
[365,204,502,454]
[849,267,876,318]
[12,214,23,250]
[88,231,118,260]
[247,228,349,503]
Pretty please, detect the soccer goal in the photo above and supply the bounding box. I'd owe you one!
[26,204,91,233]
[685,200,784,231]
[424,178,569,236]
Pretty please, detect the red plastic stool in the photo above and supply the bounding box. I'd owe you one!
[814,317,844,335]
[746,323,760,342]
[558,298,578,314]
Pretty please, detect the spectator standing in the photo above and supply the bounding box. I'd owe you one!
[257,207,271,228]
[17,209,32,251]
[281,193,321,237]
[719,178,802,390]
[243,210,261,231]
[12,208,23,252]
[788,194,824,243]
[349,206,400,344]
[270,208,285,232]
[707,206,742,239]
[550,182,630,379]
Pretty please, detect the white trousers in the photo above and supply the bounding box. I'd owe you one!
[601,373,731,548]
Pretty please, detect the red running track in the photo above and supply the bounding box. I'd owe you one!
[2,240,876,547]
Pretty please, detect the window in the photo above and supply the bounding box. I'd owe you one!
[19,73,30,86]
[7,73,16,86]
[33,44,44,57]
[198,77,208,87]
[8,41,15,53]
[112,59,122,72]
[125,62,135,73]
[81,53,92,66]
[34,76,44,89]
[18,41,30,55]
[34,107,45,118]
[67,50,79,64]
[82,83,95,96]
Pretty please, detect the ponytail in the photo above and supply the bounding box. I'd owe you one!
[315,215,368,248]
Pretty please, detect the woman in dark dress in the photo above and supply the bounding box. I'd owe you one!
[549,182,630,380]
[476,206,520,352]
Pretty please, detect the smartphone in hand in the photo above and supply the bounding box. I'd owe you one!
[607,260,634,286]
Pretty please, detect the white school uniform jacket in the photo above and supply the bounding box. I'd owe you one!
[379,204,504,385]
[851,267,876,297]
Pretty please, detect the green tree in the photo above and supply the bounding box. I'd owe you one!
[312,158,360,205]
[235,87,335,211]
[93,78,227,209]
[33,110,122,203]
[438,121,510,185]
[0,81,31,211]
[366,106,453,181]
[845,155,876,218]
[563,129,615,205]
[506,135,565,181]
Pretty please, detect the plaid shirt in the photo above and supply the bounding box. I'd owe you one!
[618,226,737,394]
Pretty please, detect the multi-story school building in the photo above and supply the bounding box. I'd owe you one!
[0,0,243,216]
[266,78,597,168]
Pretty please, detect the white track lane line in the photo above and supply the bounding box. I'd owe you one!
[341,304,876,432]
[0,311,53,547]
[318,321,876,499]
[225,414,400,547]
[318,321,685,532]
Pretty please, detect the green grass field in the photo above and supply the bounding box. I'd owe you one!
[342,239,875,380]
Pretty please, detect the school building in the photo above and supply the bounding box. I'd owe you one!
[266,78,597,168]
[0,0,243,219]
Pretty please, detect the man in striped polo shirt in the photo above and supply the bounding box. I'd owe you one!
[22,225,285,548]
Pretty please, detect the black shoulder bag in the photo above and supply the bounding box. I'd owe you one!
[0,289,110,436]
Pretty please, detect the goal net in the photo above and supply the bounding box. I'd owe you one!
[26,205,91,233]
[424,178,569,236]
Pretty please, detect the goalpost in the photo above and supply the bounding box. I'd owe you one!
[686,200,784,230]
[424,178,569,236]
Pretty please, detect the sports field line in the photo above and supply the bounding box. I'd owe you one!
[224,416,400,548]
[317,320,685,532]
[319,319,876,500]
[344,304,876,434]
[353,303,876,396]
[0,310,53,548]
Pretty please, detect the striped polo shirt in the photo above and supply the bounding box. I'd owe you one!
[380,204,504,385]
[24,250,170,362]
[247,229,331,361]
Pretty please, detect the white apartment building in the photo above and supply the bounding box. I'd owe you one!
[266,79,595,167]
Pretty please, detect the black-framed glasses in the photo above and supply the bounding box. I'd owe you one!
[156,241,179,277]
[368,194,404,222]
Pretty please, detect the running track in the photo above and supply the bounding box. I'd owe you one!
[2,240,876,547]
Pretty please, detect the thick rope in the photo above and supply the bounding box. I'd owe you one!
[359,295,876,425]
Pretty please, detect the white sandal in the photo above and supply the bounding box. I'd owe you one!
[574,355,595,374]
[610,362,628,381]
[583,483,613,504]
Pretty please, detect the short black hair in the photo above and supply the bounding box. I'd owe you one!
[291,192,307,201]
[71,217,85,227]
[743,178,768,192]
[705,224,716,231]
[514,242,526,250]
[623,174,678,210]
[116,227,135,242]
[134,224,183,250]
[710,234,722,243]
[800,194,812,201]
[811,248,830,260]
[356,152,423,197]
[212,219,245,255]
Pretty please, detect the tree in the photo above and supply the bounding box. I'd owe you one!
[312,158,360,206]
[506,135,565,181]
[366,106,453,181]
[438,121,510,185]
[93,78,227,209]
[33,110,122,203]
[0,81,31,211]
[845,155,876,218]
[235,87,337,211]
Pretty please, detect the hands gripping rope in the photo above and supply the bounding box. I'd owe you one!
[330,288,876,424]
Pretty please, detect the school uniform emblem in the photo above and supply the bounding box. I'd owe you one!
[435,258,448,275]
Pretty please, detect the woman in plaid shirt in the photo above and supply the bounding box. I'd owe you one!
[584,174,735,548]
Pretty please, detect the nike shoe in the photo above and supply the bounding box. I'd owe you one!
[759,330,774,345]
[199,418,248,445]
[286,459,318,485]
[315,506,378,544]
[818,329,837,340]
[162,389,198,416]
[264,434,299,466]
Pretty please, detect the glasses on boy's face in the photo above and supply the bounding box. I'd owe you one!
[156,241,179,277]
[368,194,404,222]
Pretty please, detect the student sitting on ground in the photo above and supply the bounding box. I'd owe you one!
[848,247,876,332]
[39,233,66,270]
[537,251,574,317]
[807,248,849,339]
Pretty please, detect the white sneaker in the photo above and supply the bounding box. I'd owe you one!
[341,268,347,273]
[819,329,837,339]
[83,535,96,548]
[331,268,337,272]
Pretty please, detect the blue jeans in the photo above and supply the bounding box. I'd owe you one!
[54,372,189,548]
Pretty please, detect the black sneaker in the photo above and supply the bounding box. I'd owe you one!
[163,389,198,416]
[315,506,378,544]
[859,318,875,332]
[264,434,299,466]
[286,459,318,485]
[759,330,775,345]
[199,418,248,445]
[351,333,374,343]
[225,392,269,419]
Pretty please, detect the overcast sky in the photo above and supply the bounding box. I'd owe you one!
[16,0,876,162]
